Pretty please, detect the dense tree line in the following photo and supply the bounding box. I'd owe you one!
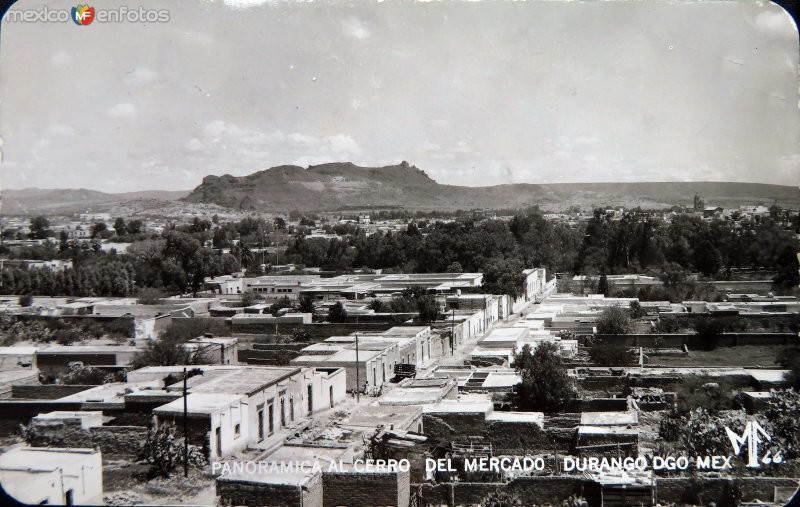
[286,207,799,296]
[1,260,136,297]
[1,231,240,297]
[2,206,797,299]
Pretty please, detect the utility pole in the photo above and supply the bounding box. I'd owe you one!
[183,367,189,478]
[450,307,455,356]
[355,332,360,402]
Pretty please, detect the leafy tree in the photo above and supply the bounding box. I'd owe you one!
[693,240,722,277]
[446,261,463,273]
[629,300,645,319]
[763,389,800,459]
[512,342,573,412]
[137,287,165,305]
[131,337,209,369]
[597,270,609,296]
[18,295,33,307]
[482,258,525,299]
[388,296,416,313]
[269,297,293,316]
[692,317,727,351]
[90,222,108,239]
[654,314,683,333]
[589,341,633,366]
[126,219,144,235]
[29,216,51,239]
[416,295,440,323]
[772,245,799,291]
[595,306,632,335]
[327,301,348,323]
[114,218,127,236]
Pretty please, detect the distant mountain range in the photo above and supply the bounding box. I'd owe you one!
[182,162,800,212]
[2,188,188,215]
[4,162,799,215]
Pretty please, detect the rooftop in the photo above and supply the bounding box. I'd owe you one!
[580,411,639,426]
[187,367,302,395]
[155,392,246,415]
[0,447,100,472]
[486,412,544,426]
[423,399,493,415]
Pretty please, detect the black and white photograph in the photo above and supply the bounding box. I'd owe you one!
[0,0,798,506]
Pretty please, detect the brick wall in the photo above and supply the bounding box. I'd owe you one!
[217,474,323,507]
[89,426,148,454]
[323,469,410,507]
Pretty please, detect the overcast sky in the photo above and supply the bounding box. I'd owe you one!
[0,0,797,192]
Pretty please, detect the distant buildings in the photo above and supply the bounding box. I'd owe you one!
[204,272,485,301]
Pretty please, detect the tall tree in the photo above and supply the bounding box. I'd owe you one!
[512,342,573,412]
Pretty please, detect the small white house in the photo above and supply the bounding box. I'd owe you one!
[0,447,103,505]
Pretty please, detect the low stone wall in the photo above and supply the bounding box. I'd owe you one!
[415,476,582,506]
[237,348,302,366]
[11,384,97,400]
[414,476,799,506]
[592,332,797,349]
[90,426,148,454]
[655,476,799,504]
[217,473,324,507]
[566,398,629,412]
[577,376,628,391]
[423,413,574,454]
[231,321,395,338]
[29,418,146,455]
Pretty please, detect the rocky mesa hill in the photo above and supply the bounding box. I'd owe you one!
[182,162,800,211]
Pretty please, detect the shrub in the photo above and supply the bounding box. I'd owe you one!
[480,490,523,507]
[596,306,632,335]
[589,342,634,366]
[629,300,646,319]
[693,317,728,351]
[137,287,165,305]
[327,301,347,323]
[654,314,682,333]
[139,419,207,479]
